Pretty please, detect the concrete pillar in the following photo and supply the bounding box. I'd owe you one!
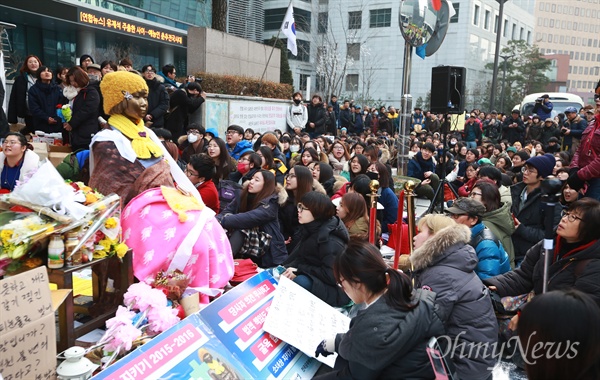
[160,45,175,66]
[77,28,96,62]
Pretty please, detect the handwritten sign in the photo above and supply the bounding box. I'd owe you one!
[263,276,351,368]
[78,10,185,46]
[0,267,57,380]
[229,101,289,134]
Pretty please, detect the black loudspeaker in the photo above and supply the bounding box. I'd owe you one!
[430,66,466,114]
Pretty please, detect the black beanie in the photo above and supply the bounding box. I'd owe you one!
[79,54,94,66]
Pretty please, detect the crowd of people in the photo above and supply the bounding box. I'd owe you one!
[2,52,600,379]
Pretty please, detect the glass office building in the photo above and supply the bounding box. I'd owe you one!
[1,0,212,78]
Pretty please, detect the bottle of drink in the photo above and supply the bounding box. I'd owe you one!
[48,233,65,269]
[64,231,81,266]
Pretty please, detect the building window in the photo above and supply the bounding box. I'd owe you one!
[503,19,508,37]
[318,12,328,34]
[527,31,532,44]
[345,74,359,92]
[520,27,524,40]
[473,4,480,26]
[294,8,311,33]
[575,52,579,60]
[495,15,499,33]
[450,3,459,23]
[569,65,573,74]
[512,23,516,39]
[264,8,287,30]
[348,11,362,29]
[319,0,328,3]
[484,10,490,30]
[347,43,360,60]
[299,74,309,91]
[370,8,391,28]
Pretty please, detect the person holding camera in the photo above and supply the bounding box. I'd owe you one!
[164,79,206,141]
[532,94,553,120]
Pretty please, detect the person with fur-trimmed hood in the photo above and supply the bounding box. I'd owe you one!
[217,169,288,268]
[411,214,497,380]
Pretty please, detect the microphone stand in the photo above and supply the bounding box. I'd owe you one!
[540,178,562,293]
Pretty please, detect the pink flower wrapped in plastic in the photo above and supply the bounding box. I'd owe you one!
[146,305,180,335]
[123,282,167,312]
[105,323,142,352]
[123,282,153,309]
[105,305,135,331]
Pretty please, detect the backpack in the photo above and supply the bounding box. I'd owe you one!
[217,179,242,211]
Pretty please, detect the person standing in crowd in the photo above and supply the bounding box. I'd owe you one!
[0,78,8,139]
[217,170,288,267]
[28,66,66,134]
[157,64,179,90]
[446,198,511,279]
[287,92,308,134]
[8,55,42,134]
[502,110,525,144]
[561,106,587,152]
[464,114,482,149]
[339,100,353,132]
[313,240,445,380]
[186,153,220,213]
[79,54,94,70]
[411,214,497,380]
[225,124,253,160]
[532,94,553,120]
[63,66,100,151]
[410,107,424,132]
[407,142,439,201]
[526,114,543,142]
[511,154,562,265]
[164,81,205,140]
[366,162,398,233]
[569,82,600,200]
[325,105,337,136]
[282,191,351,307]
[100,61,117,77]
[140,64,169,129]
[539,117,561,146]
[328,95,340,127]
[483,110,502,143]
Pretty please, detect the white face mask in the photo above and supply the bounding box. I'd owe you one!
[290,145,300,153]
[63,85,79,100]
[188,133,199,143]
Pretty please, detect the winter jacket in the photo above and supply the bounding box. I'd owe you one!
[217,184,288,267]
[410,224,497,380]
[286,103,308,132]
[353,111,364,134]
[502,117,525,144]
[164,88,204,140]
[532,100,553,120]
[69,86,100,150]
[227,140,253,161]
[284,216,351,307]
[469,222,511,280]
[319,290,445,380]
[510,182,562,263]
[484,237,600,307]
[411,112,424,131]
[561,115,587,151]
[329,100,340,120]
[379,187,398,233]
[145,78,170,129]
[306,102,326,135]
[7,73,30,123]
[407,151,435,181]
[464,121,482,143]
[339,108,353,129]
[526,121,543,142]
[572,114,600,181]
[28,81,67,133]
[539,121,561,145]
[482,201,516,267]
[425,116,440,133]
[325,110,337,135]
[483,119,502,142]
[0,150,40,186]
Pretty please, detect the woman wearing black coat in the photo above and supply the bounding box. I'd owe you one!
[217,170,288,268]
[28,66,67,133]
[141,65,170,129]
[8,55,42,133]
[63,66,100,151]
[282,191,351,307]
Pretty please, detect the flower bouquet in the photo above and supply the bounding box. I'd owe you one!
[56,104,72,123]
[87,270,190,368]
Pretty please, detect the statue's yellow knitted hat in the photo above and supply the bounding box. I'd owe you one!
[100,71,148,115]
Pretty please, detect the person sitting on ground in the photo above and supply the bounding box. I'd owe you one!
[186,153,220,213]
[313,240,445,380]
[225,124,253,161]
[180,123,207,163]
[282,191,351,307]
[336,192,380,242]
[407,142,439,201]
[446,197,511,279]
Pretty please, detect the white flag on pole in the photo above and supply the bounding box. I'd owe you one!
[281,4,297,56]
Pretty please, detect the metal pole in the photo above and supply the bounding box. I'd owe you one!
[540,178,562,293]
[399,42,413,176]
[489,0,507,112]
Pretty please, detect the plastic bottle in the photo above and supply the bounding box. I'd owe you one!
[48,233,65,269]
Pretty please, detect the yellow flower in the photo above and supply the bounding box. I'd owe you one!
[1,230,13,243]
[99,239,112,251]
[115,243,129,259]
[93,250,108,259]
[105,218,118,229]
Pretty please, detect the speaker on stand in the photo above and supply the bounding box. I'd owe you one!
[430,66,466,114]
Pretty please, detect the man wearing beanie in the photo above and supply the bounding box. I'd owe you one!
[79,54,94,70]
[510,153,562,265]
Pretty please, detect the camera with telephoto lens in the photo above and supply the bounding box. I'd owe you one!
[536,97,543,103]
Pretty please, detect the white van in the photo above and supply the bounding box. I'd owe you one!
[519,92,584,118]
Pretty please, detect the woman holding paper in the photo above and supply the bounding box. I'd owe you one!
[314,240,444,379]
